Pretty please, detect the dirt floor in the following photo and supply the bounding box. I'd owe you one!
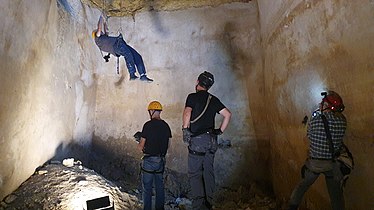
[0,160,279,210]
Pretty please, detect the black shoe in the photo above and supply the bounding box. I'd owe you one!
[140,75,153,82]
[288,204,298,210]
[129,74,138,80]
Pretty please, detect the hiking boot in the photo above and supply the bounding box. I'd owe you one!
[287,204,298,210]
[129,74,138,80]
[140,75,153,82]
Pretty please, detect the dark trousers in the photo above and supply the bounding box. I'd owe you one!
[142,156,165,210]
[288,160,344,210]
[188,134,216,210]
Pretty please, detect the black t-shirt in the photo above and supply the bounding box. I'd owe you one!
[141,119,172,156]
[185,90,226,134]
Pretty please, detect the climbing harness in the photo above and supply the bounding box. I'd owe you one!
[140,156,165,174]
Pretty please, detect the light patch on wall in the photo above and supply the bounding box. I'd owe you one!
[74,81,90,144]
[81,69,94,87]
[286,70,326,114]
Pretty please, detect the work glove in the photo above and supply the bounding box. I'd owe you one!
[182,128,192,145]
[211,128,223,136]
[133,131,142,143]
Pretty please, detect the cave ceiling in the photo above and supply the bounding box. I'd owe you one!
[83,0,251,17]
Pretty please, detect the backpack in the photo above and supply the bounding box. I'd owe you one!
[336,143,354,187]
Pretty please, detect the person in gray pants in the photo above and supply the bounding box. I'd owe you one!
[288,91,347,210]
[182,71,232,210]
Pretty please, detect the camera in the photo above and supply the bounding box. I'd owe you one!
[133,131,142,143]
[103,54,110,62]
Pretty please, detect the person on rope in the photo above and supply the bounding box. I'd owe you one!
[92,15,153,82]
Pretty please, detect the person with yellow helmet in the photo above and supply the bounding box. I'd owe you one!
[138,101,172,210]
[92,15,153,82]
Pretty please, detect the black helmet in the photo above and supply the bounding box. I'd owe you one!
[198,71,214,89]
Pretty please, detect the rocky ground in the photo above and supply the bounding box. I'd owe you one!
[0,159,280,210]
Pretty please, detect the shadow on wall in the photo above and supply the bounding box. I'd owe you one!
[220,22,253,78]
[57,0,73,15]
[48,136,190,199]
[215,22,271,191]
[89,135,190,198]
[145,2,170,37]
[48,139,140,188]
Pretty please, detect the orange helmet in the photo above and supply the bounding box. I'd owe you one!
[148,101,162,111]
[92,30,97,39]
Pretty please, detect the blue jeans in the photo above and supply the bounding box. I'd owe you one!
[114,36,146,76]
[142,156,165,210]
[288,160,344,210]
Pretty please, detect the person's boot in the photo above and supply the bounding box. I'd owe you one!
[205,200,213,210]
[140,75,153,82]
[288,204,298,210]
[129,73,138,80]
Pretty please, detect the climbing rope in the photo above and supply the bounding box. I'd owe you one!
[102,0,107,14]
[102,0,109,32]
[116,26,123,35]
[101,0,120,75]
[116,56,120,75]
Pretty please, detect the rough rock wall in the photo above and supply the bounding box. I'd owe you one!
[0,0,98,200]
[93,2,267,188]
[257,0,374,209]
[83,0,251,17]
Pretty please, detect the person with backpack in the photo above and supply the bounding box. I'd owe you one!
[92,15,153,82]
[287,90,347,210]
[182,71,232,210]
[138,101,172,210]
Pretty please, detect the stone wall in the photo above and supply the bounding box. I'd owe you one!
[3,0,372,207]
[0,0,98,200]
[257,0,374,209]
[93,2,268,189]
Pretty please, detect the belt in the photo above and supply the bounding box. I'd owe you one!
[141,167,164,174]
[191,131,211,138]
[140,155,165,174]
[142,154,165,158]
[309,157,332,160]
[188,147,214,156]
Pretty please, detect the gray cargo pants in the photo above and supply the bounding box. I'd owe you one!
[288,159,344,210]
[188,133,217,210]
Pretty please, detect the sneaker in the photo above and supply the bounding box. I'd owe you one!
[140,75,153,82]
[129,74,138,80]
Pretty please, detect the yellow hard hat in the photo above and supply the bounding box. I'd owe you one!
[148,101,162,111]
[92,30,97,39]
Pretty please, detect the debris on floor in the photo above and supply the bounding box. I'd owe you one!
[0,160,278,210]
[0,162,141,210]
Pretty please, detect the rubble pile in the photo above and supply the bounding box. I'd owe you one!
[0,159,278,210]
